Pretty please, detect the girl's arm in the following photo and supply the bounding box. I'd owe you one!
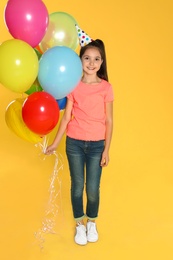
[45,99,73,154]
[100,101,113,167]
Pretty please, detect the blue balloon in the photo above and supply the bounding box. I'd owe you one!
[38,46,82,99]
[57,97,67,110]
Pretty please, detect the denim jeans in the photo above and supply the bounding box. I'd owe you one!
[66,136,105,221]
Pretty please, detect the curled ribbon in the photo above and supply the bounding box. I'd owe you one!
[34,136,64,250]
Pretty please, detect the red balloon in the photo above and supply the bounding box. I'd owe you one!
[22,92,60,135]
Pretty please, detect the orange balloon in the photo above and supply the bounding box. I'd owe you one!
[35,45,43,54]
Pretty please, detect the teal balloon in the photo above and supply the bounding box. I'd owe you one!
[38,46,82,99]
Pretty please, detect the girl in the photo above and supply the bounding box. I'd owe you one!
[45,39,114,245]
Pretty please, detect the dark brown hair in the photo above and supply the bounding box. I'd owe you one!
[79,39,109,81]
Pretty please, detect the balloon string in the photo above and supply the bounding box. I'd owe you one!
[34,136,64,250]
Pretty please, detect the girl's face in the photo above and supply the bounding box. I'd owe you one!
[81,47,103,76]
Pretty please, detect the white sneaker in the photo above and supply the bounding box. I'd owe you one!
[74,224,87,245]
[86,221,98,242]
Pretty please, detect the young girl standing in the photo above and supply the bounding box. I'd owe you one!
[45,37,114,245]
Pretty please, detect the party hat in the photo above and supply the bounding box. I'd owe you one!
[75,24,93,47]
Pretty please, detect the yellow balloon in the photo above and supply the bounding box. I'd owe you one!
[0,39,39,93]
[5,98,43,144]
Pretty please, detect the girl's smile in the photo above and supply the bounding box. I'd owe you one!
[81,48,103,75]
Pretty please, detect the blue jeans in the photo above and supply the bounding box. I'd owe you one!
[66,136,105,221]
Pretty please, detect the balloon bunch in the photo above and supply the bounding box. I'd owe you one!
[0,0,82,143]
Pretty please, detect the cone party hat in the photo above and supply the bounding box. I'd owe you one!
[75,24,93,47]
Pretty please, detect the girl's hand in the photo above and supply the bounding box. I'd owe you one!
[100,150,109,167]
[44,144,57,155]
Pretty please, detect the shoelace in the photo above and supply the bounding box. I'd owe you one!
[76,225,86,235]
[88,223,97,234]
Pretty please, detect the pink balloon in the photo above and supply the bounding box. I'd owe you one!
[4,0,49,47]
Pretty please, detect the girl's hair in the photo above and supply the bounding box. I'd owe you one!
[79,39,109,81]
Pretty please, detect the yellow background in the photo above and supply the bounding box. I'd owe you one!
[0,0,173,259]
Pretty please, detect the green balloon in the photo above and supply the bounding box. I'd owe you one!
[34,48,42,60]
[39,12,79,53]
[25,83,43,95]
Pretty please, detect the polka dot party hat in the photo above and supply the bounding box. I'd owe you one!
[75,24,93,47]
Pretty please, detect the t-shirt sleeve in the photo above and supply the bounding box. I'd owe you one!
[105,84,114,102]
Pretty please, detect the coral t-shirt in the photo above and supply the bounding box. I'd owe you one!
[66,80,114,141]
